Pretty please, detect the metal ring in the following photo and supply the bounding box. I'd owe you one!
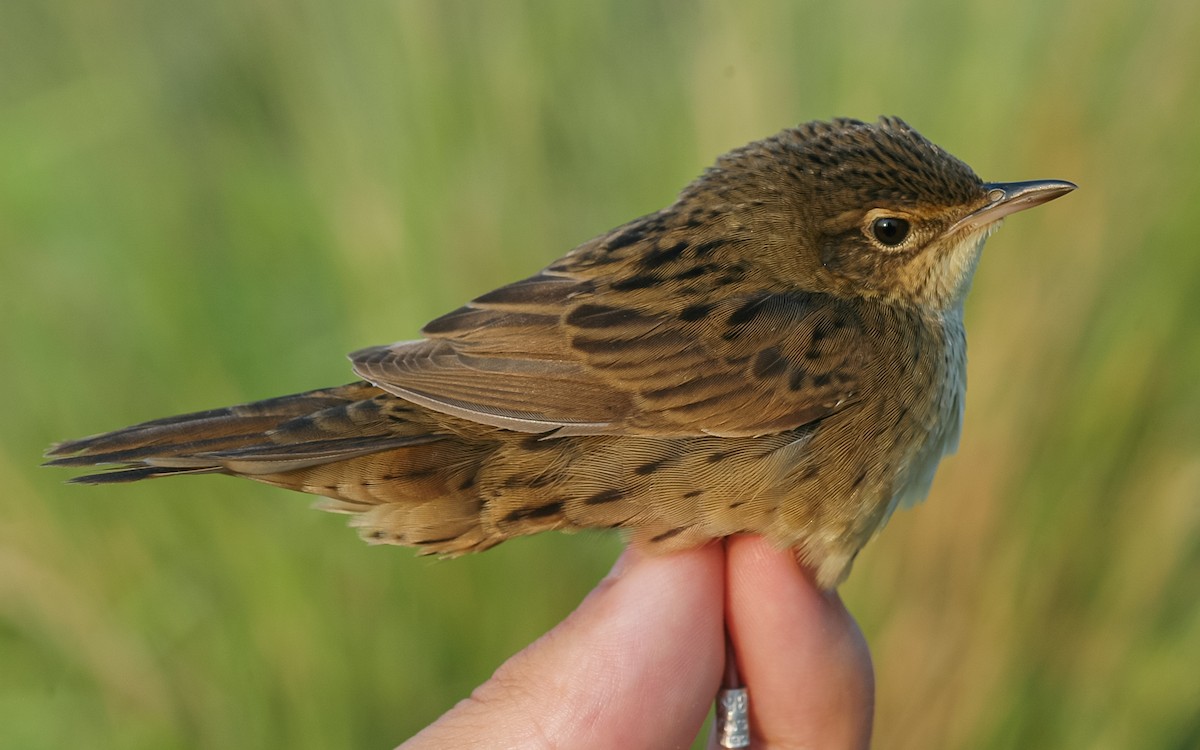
[715,686,750,748]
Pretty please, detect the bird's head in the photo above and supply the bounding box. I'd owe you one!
[688,117,1075,312]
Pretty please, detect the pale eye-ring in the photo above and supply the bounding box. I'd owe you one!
[871,216,911,246]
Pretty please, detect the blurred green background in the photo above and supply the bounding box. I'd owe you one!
[2,0,1198,747]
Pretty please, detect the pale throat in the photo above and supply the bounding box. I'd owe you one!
[927,223,997,312]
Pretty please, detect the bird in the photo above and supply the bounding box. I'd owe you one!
[46,116,1075,589]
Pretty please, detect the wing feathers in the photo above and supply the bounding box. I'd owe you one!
[351,265,868,438]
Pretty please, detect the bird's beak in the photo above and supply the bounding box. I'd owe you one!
[948,179,1077,234]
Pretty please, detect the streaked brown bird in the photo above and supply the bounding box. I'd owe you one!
[47,117,1074,589]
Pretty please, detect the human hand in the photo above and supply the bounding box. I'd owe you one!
[399,536,874,749]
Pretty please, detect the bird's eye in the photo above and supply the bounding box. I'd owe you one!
[871,217,911,246]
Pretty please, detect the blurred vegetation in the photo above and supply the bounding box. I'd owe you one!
[2,0,1198,748]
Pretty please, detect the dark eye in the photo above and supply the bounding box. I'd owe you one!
[871,217,911,246]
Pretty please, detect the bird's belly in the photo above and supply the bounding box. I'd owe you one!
[762,316,967,587]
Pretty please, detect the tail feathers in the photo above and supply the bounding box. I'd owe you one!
[176,435,440,474]
[46,381,441,482]
[68,465,224,484]
[46,383,381,461]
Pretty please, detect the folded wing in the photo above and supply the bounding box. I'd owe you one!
[352,264,869,438]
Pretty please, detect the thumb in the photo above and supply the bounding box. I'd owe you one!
[401,544,725,749]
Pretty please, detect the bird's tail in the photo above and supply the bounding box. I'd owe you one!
[44,382,439,483]
[45,382,509,553]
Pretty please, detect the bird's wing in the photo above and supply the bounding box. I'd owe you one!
[351,269,868,438]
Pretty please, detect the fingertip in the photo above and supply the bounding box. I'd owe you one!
[724,536,874,749]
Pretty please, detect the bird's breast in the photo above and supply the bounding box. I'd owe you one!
[880,311,968,519]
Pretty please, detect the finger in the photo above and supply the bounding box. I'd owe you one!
[721,536,873,750]
[402,543,726,749]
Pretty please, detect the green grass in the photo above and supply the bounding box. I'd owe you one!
[2,1,1198,747]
